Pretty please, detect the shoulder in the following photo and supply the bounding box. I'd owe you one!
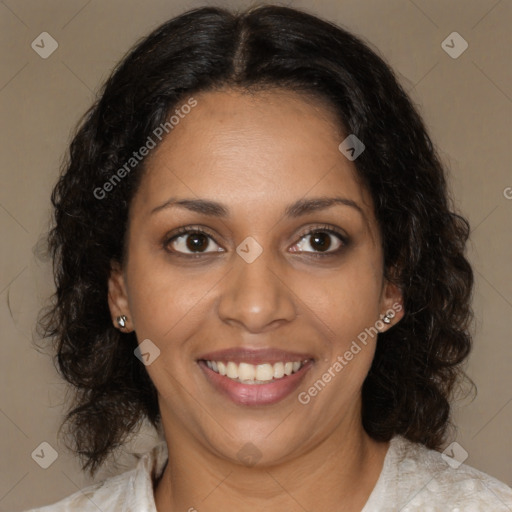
[364,435,512,511]
[23,470,136,511]
[23,441,168,512]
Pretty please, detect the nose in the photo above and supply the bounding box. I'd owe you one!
[216,247,297,333]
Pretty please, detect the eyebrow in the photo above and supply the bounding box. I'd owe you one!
[150,195,365,220]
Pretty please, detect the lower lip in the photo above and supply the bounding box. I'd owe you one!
[198,360,314,406]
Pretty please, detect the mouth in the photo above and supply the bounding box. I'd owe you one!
[197,348,315,406]
[202,359,308,383]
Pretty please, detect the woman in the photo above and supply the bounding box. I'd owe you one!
[28,4,512,511]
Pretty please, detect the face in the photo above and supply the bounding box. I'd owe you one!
[108,88,403,466]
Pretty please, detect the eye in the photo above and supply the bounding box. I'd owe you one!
[164,226,223,255]
[290,225,347,255]
[164,224,348,257]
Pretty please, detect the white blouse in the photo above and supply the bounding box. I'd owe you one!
[25,435,512,511]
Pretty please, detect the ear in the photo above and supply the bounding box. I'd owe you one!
[379,277,404,333]
[108,260,133,332]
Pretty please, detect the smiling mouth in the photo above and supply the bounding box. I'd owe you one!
[200,359,310,384]
[197,347,315,405]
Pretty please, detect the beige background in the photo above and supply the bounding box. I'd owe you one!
[1,0,511,509]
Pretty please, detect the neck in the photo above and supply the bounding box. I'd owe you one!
[154,413,389,512]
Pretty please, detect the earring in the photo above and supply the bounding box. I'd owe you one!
[383,314,392,324]
[116,315,128,329]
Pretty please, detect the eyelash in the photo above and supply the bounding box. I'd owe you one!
[163,224,349,258]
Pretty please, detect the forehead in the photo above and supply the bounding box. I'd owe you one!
[132,88,375,229]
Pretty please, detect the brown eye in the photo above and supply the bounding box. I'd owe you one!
[309,232,332,252]
[290,228,346,255]
[166,228,223,255]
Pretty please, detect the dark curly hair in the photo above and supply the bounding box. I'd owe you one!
[38,4,474,477]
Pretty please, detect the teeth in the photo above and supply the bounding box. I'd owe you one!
[217,361,227,376]
[256,363,274,381]
[226,362,238,379]
[274,362,284,378]
[204,359,308,383]
[238,362,255,381]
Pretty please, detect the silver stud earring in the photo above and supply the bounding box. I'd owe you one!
[383,315,392,324]
[116,315,127,329]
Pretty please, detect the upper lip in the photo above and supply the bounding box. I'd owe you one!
[198,347,315,365]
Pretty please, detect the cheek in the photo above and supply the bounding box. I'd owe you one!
[124,248,223,343]
[294,254,383,346]
[294,260,382,413]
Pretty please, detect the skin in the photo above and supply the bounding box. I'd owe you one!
[108,88,404,511]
